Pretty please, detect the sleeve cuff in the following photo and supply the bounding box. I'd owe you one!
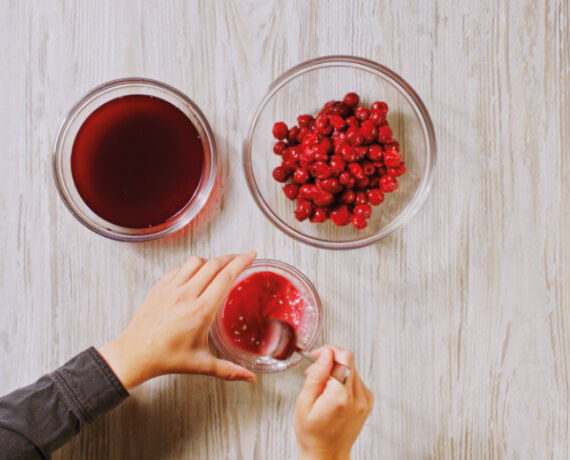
[50,347,129,424]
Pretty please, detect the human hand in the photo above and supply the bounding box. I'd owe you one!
[98,253,257,390]
[294,346,374,460]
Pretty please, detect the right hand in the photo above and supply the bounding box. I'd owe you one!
[294,346,374,460]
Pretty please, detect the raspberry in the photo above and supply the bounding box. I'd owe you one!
[293,168,310,184]
[273,141,287,155]
[354,204,372,219]
[367,188,384,205]
[272,166,289,182]
[343,92,359,107]
[379,175,398,192]
[295,201,312,221]
[272,122,288,140]
[350,215,367,229]
[282,184,299,200]
[310,207,328,223]
[330,205,350,226]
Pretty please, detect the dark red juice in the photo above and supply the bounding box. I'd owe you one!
[222,271,305,354]
[71,95,204,228]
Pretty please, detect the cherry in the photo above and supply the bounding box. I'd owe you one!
[377,126,393,143]
[379,175,398,192]
[297,114,313,128]
[273,141,287,155]
[288,146,303,160]
[354,106,371,121]
[367,188,385,205]
[348,163,364,179]
[354,146,368,160]
[360,120,378,143]
[345,127,364,146]
[310,207,328,223]
[384,150,402,167]
[339,171,353,186]
[384,139,400,152]
[361,161,375,176]
[298,184,317,201]
[329,155,346,176]
[350,215,367,229]
[311,162,332,180]
[346,116,360,128]
[295,201,312,221]
[315,116,332,135]
[354,204,372,219]
[339,189,356,204]
[272,122,288,140]
[319,178,340,193]
[371,101,388,114]
[282,184,300,200]
[369,112,385,125]
[356,176,370,188]
[297,127,312,143]
[313,190,334,207]
[387,162,407,177]
[330,205,350,226]
[329,101,351,118]
[281,158,297,172]
[343,92,359,107]
[341,144,358,162]
[355,191,368,206]
[293,168,310,184]
[329,114,347,130]
[367,144,383,161]
[272,166,289,182]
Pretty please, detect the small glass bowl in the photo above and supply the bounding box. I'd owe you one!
[243,56,437,249]
[209,259,321,373]
[53,78,217,242]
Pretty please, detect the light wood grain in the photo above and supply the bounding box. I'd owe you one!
[1,0,569,458]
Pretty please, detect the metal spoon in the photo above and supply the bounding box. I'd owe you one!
[260,318,351,385]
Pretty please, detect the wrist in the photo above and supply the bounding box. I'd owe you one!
[98,334,154,390]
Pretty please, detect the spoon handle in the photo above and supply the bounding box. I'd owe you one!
[298,350,351,385]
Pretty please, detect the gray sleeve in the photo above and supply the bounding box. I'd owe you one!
[0,347,129,459]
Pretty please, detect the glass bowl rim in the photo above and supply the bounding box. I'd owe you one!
[242,55,437,250]
[52,77,217,242]
[209,258,322,373]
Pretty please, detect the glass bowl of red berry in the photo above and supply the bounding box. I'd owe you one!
[243,56,436,249]
[209,259,322,373]
[53,78,217,241]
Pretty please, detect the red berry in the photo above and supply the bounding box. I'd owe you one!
[345,127,364,146]
[272,122,288,140]
[354,204,372,219]
[287,126,300,145]
[339,189,356,204]
[380,175,398,192]
[354,106,371,121]
[384,150,402,167]
[319,178,340,193]
[273,141,287,155]
[282,184,299,200]
[339,171,352,185]
[340,144,358,162]
[387,162,407,177]
[345,116,360,128]
[360,120,378,143]
[297,114,313,128]
[272,166,289,182]
[367,144,383,161]
[384,139,400,152]
[369,176,380,187]
[361,161,375,176]
[377,165,388,176]
[330,205,350,226]
[297,127,312,143]
[293,168,310,184]
[367,188,385,205]
[371,101,389,114]
[354,146,368,160]
[287,146,303,160]
[329,114,347,130]
[350,214,367,229]
[298,184,317,201]
[355,191,368,206]
[377,126,393,143]
[357,176,370,188]
[348,163,364,179]
[315,116,332,135]
[369,111,385,125]
[317,138,333,155]
[343,92,360,107]
[329,155,346,176]
[310,207,328,223]
[300,149,316,164]
[313,190,334,207]
[295,201,312,221]
[329,101,351,118]
[311,161,332,180]
[281,158,297,172]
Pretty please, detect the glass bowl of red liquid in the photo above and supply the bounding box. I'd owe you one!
[209,259,321,373]
[53,78,217,241]
[243,55,437,249]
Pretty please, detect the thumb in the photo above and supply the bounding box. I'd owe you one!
[210,358,257,383]
[297,347,334,408]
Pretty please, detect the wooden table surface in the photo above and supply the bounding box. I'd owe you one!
[1,1,569,459]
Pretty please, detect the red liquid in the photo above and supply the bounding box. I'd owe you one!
[222,271,305,354]
[71,95,204,228]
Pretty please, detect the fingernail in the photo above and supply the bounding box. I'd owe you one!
[317,347,331,364]
[247,251,257,259]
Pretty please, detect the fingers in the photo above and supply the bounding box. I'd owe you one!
[156,266,180,287]
[198,252,257,319]
[208,358,257,383]
[173,256,205,286]
[322,345,356,390]
[297,347,335,409]
[181,254,238,298]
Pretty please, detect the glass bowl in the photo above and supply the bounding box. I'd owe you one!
[209,259,321,373]
[243,56,436,249]
[53,77,217,242]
